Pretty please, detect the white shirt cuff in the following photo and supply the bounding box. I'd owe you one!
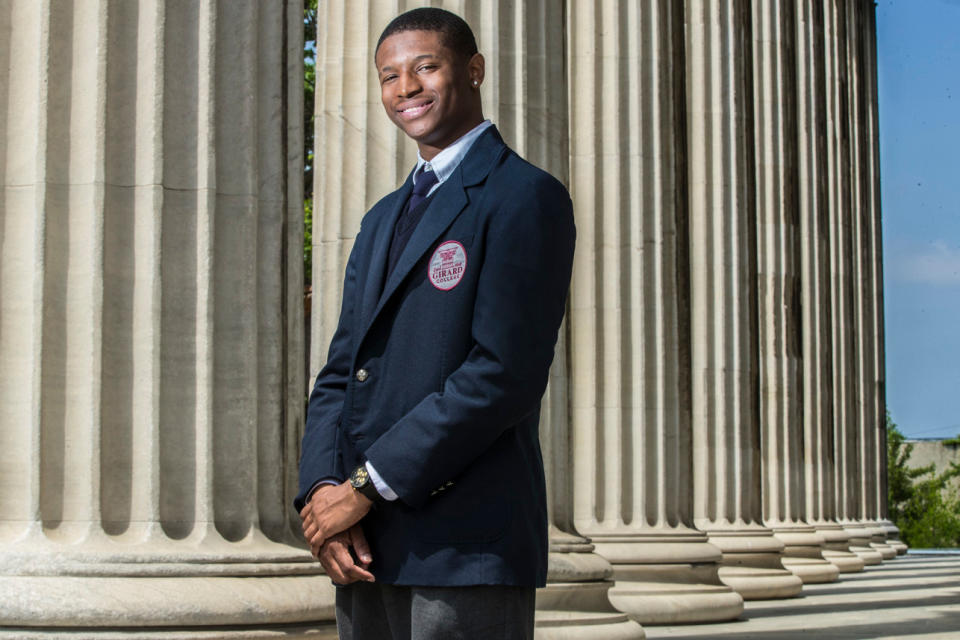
[365,461,399,501]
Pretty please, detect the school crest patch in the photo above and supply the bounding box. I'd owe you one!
[428,240,467,291]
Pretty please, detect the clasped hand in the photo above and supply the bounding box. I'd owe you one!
[299,482,375,584]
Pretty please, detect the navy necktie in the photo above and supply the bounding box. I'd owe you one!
[405,169,438,218]
[387,169,439,278]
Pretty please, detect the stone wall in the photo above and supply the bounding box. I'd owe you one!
[906,440,960,494]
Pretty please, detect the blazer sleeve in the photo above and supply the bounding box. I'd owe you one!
[294,239,360,511]
[363,174,576,509]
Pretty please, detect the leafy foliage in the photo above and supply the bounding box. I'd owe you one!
[304,0,317,286]
[304,196,313,283]
[887,412,960,548]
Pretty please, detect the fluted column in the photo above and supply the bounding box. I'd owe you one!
[753,0,839,585]
[822,0,882,566]
[0,2,336,637]
[567,0,742,624]
[860,4,905,556]
[311,0,410,368]
[843,0,896,562]
[539,329,646,640]
[685,0,803,601]
[795,0,865,575]
[311,3,642,637]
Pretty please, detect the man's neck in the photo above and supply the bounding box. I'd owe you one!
[413,120,493,186]
[417,117,486,161]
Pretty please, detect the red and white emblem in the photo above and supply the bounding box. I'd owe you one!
[428,240,467,291]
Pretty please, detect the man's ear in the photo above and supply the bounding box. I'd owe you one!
[467,52,485,88]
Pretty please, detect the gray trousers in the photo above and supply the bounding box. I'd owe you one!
[335,582,536,640]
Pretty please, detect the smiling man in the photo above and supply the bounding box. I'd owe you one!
[295,8,575,639]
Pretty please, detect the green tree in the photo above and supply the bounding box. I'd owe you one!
[304,0,317,285]
[887,413,960,548]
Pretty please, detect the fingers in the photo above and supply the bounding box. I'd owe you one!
[309,523,327,549]
[299,503,317,529]
[302,521,319,547]
[308,510,343,548]
[300,482,374,552]
[301,503,326,547]
[349,525,373,566]
[318,532,375,584]
[319,545,350,584]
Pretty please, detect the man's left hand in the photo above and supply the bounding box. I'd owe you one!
[300,482,373,549]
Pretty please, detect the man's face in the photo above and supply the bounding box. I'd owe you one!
[375,30,483,159]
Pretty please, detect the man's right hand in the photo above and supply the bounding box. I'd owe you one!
[316,524,375,584]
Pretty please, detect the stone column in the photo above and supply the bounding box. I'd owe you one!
[859,4,905,556]
[567,0,743,625]
[538,332,646,639]
[0,1,336,637]
[795,0,865,575]
[843,0,896,562]
[685,0,802,601]
[312,3,643,637]
[753,0,839,585]
[822,0,882,566]
[311,0,413,369]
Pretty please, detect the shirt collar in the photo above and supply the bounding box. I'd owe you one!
[414,120,493,186]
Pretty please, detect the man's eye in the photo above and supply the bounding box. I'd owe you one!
[382,75,397,84]
[418,65,437,72]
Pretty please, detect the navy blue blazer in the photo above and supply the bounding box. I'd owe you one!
[296,127,575,587]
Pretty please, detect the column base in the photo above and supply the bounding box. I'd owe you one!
[864,523,898,560]
[869,542,898,560]
[813,522,865,573]
[0,623,337,640]
[589,531,743,624]
[537,583,646,640]
[0,574,337,633]
[843,523,884,565]
[878,520,908,555]
[536,532,646,639]
[716,565,804,600]
[606,565,745,624]
[780,556,840,584]
[0,527,337,635]
[849,546,884,565]
[771,524,839,584]
[822,549,866,573]
[707,528,803,600]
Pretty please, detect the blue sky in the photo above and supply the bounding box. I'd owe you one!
[877,0,960,438]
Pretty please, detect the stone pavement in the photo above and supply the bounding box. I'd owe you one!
[645,553,960,640]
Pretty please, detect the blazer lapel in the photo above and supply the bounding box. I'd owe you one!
[358,176,412,332]
[357,126,508,351]
[377,172,468,308]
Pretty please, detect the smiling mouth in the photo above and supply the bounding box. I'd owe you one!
[398,100,434,119]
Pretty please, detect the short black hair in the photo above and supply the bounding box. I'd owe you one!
[375,8,478,62]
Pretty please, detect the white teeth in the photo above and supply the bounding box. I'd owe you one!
[401,102,430,114]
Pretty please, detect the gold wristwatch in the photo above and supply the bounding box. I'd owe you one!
[349,464,383,503]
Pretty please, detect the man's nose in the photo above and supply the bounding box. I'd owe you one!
[398,71,421,97]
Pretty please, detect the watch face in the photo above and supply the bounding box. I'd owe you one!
[350,465,369,488]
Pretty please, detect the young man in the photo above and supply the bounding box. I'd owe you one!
[295,8,575,638]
